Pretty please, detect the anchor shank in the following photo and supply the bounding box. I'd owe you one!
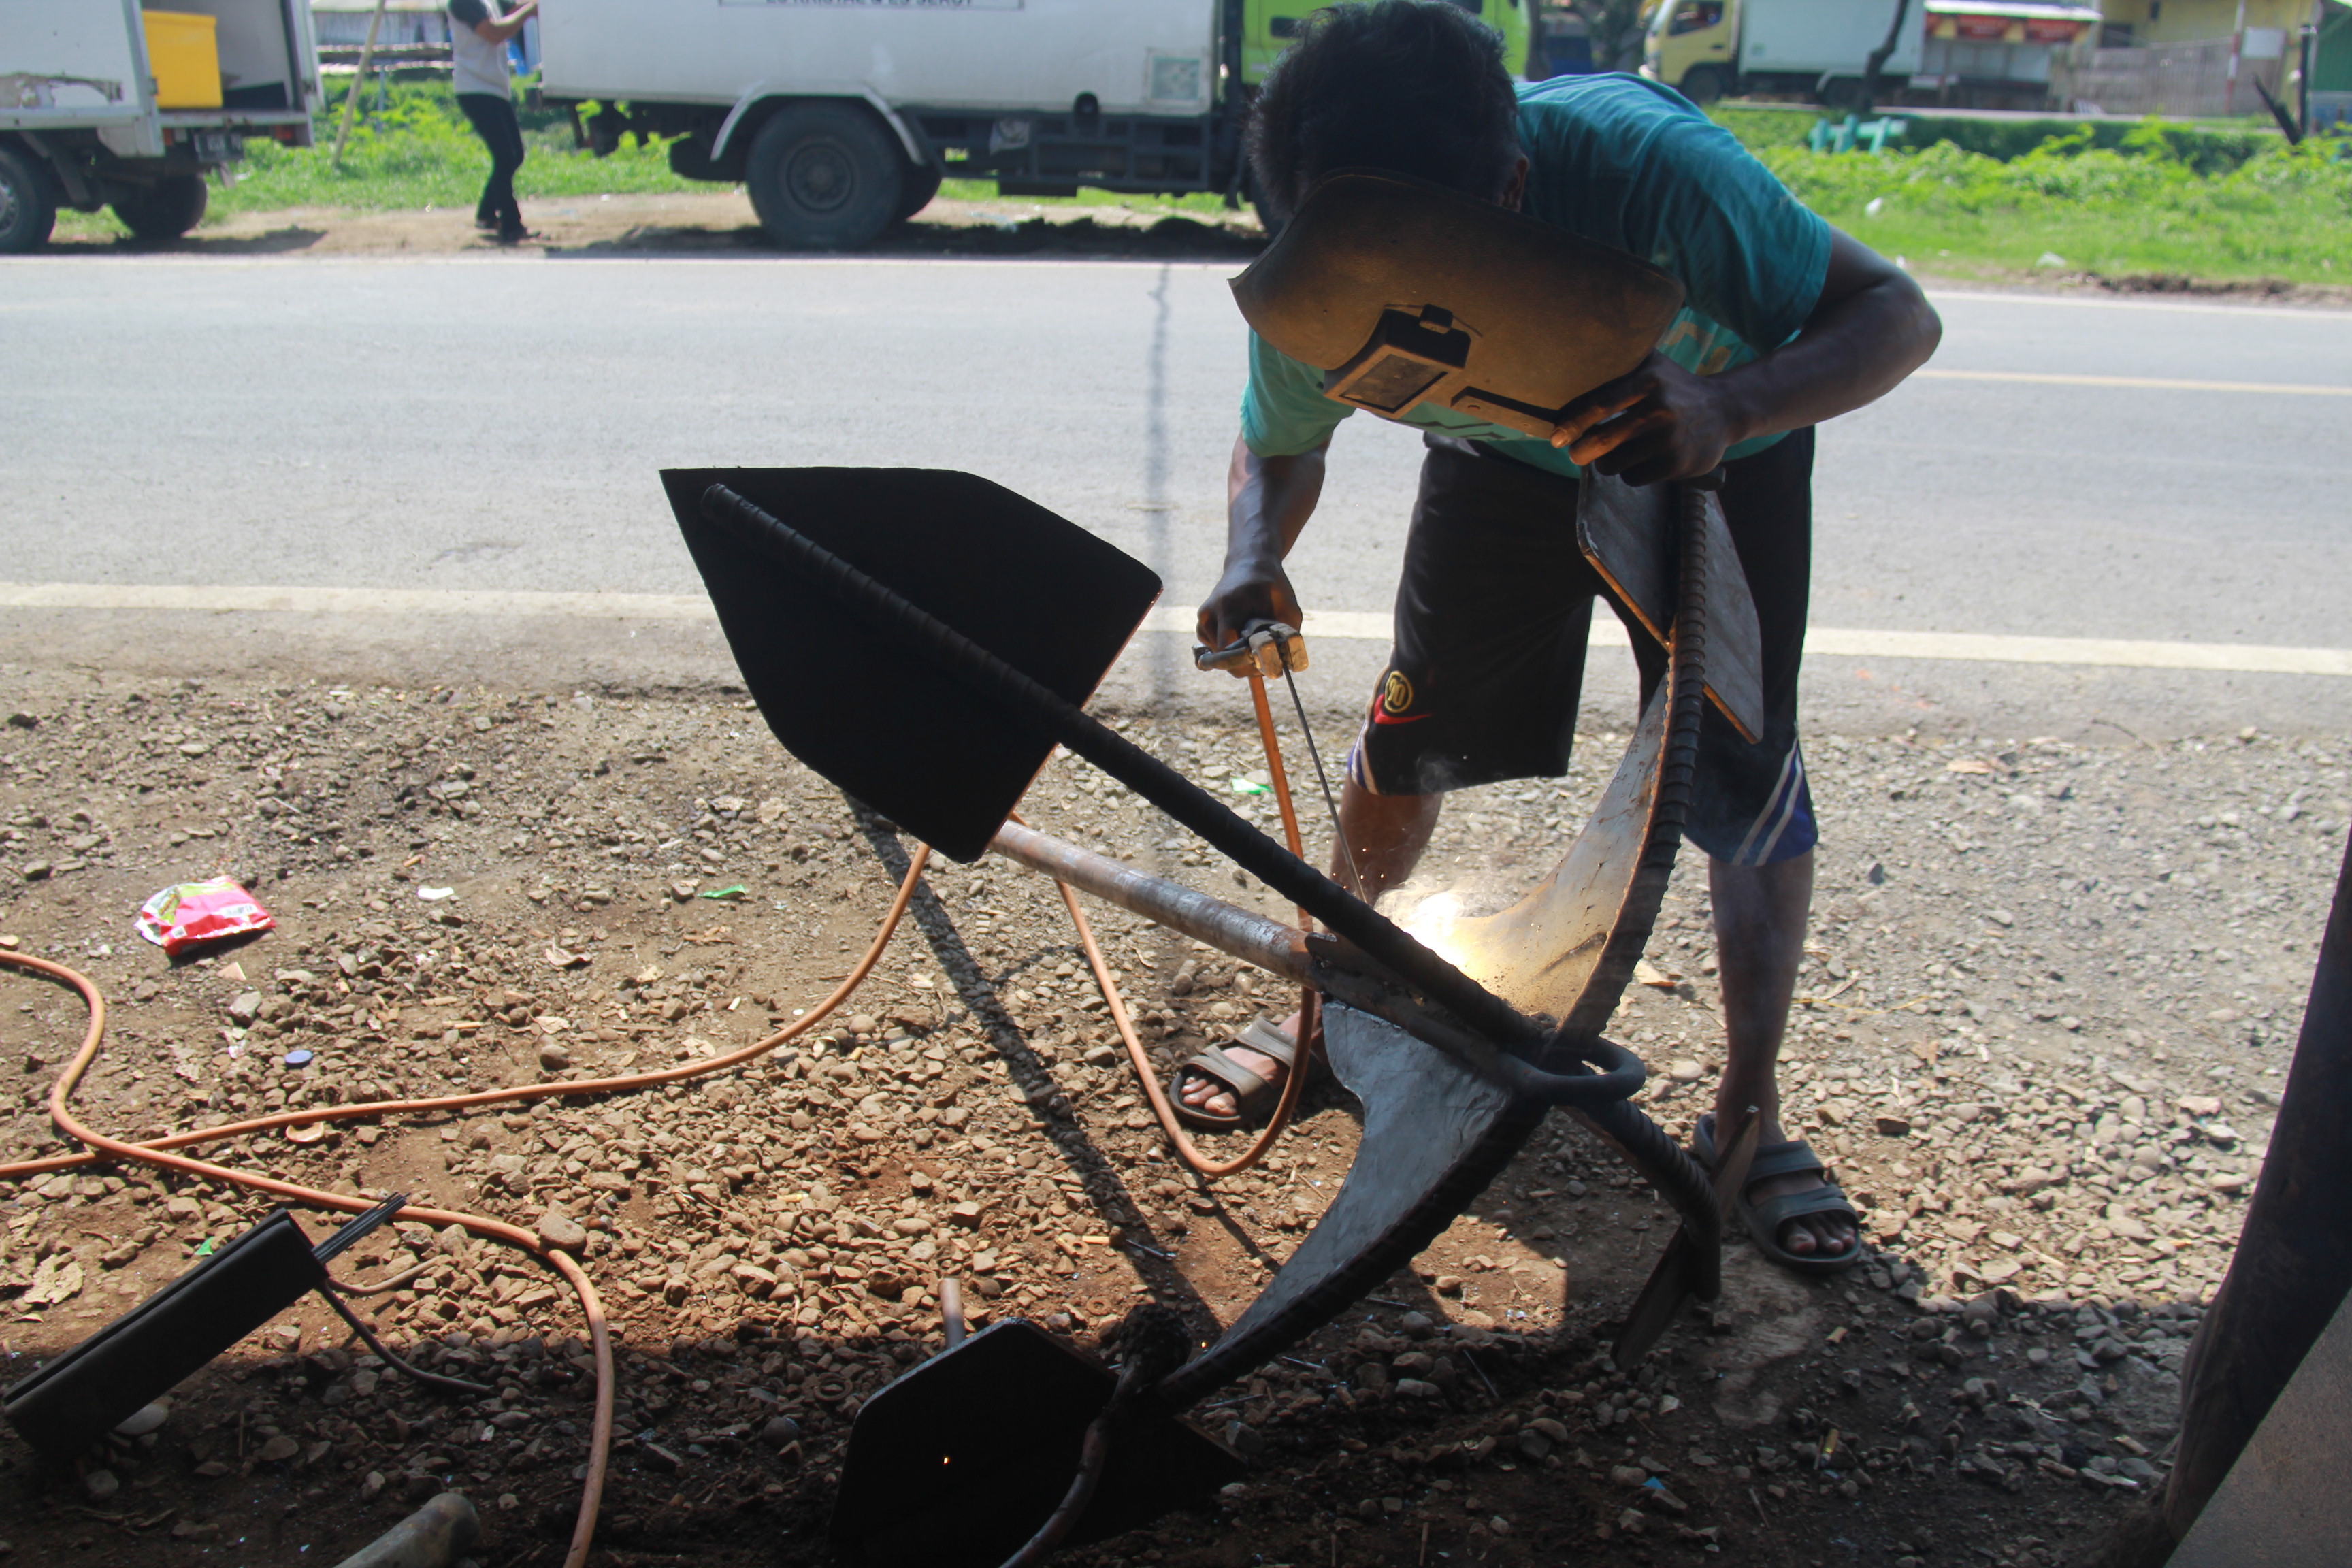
[990,820,1310,983]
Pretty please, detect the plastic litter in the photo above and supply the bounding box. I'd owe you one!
[698,884,747,900]
[133,877,274,956]
[282,1049,314,1068]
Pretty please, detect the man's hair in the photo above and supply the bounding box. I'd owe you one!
[1247,1,1522,226]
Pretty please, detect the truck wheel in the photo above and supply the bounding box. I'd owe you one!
[1678,66,1727,105]
[113,174,208,242]
[0,145,58,254]
[745,104,904,250]
[894,161,943,223]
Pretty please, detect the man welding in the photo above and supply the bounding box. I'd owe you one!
[1171,0,1940,1275]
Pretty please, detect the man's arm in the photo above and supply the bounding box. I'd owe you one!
[466,0,539,45]
[1550,229,1942,487]
[1196,434,1329,666]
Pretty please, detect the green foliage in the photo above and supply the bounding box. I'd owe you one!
[1761,124,2352,283]
[1709,102,2281,171]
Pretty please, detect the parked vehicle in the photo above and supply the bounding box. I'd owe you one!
[0,0,321,252]
[1642,0,1925,104]
[538,0,1534,250]
[1914,0,2100,112]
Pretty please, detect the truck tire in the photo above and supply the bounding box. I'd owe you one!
[0,144,58,254]
[745,103,904,250]
[113,174,208,241]
[1677,65,1727,105]
[894,160,943,223]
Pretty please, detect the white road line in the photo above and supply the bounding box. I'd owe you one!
[7,583,2347,678]
[1913,369,2352,397]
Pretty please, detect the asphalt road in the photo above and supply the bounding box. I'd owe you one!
[5,257,2349,732]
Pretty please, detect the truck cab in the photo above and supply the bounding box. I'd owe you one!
[1646,1,1735,103]
[1644,0,1922,105]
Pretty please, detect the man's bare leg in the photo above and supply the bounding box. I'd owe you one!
[1179,781,1441,1117]
[1709,850,1855,1258]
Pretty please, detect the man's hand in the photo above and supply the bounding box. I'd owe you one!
[1548,351,1740,487]
[1197,559,1305,677]
[1203,434,1327,678]
[1548,231,1941,488]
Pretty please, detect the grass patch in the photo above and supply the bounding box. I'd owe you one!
[1759,124,2352,285]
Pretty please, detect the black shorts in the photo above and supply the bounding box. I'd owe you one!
[1346,429,1818,867]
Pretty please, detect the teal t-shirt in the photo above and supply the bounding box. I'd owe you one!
[1239,74,1833,478]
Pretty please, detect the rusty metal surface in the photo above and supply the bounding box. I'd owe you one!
[1575,469,1764,742]
[2168,1281,2352,1568]
[988,820,1306,981]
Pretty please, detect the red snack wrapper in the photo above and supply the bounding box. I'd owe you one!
[135,877,275,956]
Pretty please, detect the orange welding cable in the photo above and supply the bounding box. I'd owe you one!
[1049,668,1319,1180]
[0,844,934,1568]
[1,945,618,1568]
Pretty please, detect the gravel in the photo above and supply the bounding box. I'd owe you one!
[0,671,2340,1566]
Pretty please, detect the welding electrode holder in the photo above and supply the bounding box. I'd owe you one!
[695,481,1644,1108]
[1192,620,1307,678]
[1,1193,474,1460]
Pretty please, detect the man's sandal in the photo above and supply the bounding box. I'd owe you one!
[1694,1111,1864,1277]
[1169,1015,1304,1131]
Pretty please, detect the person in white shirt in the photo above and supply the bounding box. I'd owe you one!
[446,0,539,243]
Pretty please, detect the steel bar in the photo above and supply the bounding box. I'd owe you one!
[990,821,1307,981]
[987,821,1642,1105]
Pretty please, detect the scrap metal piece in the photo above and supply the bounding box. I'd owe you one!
[1576,467,1765,742]
[2169,1281,2352,1567]
[331,1492,479,1568]
[1611,1113,1760,1366]
[1230,169,1687,439]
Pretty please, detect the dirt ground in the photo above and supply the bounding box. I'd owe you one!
[35,189,2352,308]
[41,190,1269,263]
[0,666,2342,1567]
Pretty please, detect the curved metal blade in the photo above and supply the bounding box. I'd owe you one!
[1419,681,1669,1031]
[1158,1003,1539,1406]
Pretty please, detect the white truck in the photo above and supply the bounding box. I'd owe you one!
[538,0,1535,250]
[1643,0,1925,105]
[0,0,321,252]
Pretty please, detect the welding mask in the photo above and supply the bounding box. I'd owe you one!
[1230,169,1687,440]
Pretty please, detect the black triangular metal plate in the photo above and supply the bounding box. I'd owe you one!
[662,468,1161,862]
[831,1319,1242,1566]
